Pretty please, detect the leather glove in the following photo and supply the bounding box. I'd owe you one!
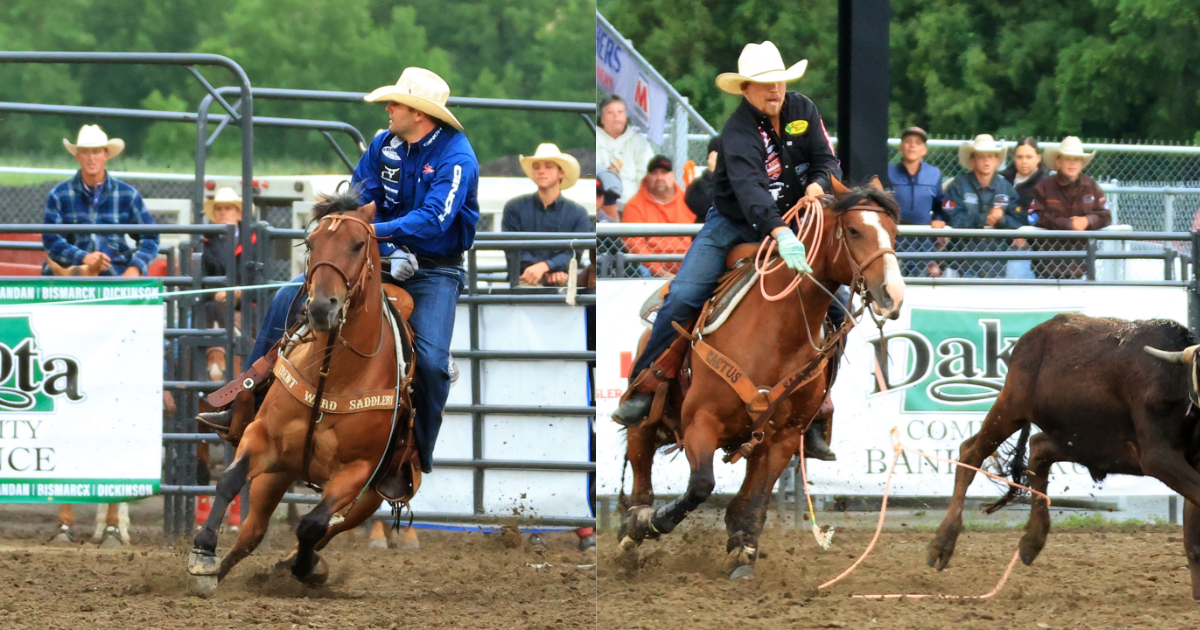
[774,229,812,275]
[388,249,418,282]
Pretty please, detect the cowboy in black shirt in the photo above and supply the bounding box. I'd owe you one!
[613,42,842,459]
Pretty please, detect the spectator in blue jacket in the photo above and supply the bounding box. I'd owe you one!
[940,134,1022,278]
[43,125,159,276]
[887,126,943,276]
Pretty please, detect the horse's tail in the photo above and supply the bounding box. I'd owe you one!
[982,422,1031,515]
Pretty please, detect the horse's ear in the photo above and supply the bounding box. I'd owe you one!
[829,174,850,195]
[867,175,883,190]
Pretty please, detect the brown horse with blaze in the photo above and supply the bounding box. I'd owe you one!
[619,184,905,579]
[187,192,419,594]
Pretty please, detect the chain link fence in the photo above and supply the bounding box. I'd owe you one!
[598,222,1193,284]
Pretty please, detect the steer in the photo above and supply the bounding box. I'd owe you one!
[925,313,1200,599]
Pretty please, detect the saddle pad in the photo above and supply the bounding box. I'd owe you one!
[701,263,760,336]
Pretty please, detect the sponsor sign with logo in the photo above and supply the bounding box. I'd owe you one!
[597,282,1184,499]
[596,21,670,144]
[0,280,162,502]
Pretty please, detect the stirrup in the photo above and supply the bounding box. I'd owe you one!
[804,421,837,462]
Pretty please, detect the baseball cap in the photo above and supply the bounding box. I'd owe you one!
[646,155,673,173]
[901,126,928,142]
[597,170,622,205]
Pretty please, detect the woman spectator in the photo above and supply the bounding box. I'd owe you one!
[595,95,655,210]
[1000,137,1046,278]
[1031,136,1111,279]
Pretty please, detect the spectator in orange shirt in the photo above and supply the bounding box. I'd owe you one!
[622,155,696,278]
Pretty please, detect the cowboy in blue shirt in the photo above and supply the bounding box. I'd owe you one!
[887,127,943,276]
[199,68,479,474]
[44,125,159,276]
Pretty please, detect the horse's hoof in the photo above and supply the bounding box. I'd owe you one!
[730,564,755,580]
[299,555,329,587]
[369,537,389,549]
[618,536,639,551]
[48,524,74,544]
[925,539,951,571]
[97,526,124,548]
[187,574,219,597]
[274,549,298,571]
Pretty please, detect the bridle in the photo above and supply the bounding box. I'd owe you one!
[305,213,379,313]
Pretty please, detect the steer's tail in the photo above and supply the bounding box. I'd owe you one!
[982,422,1031,515]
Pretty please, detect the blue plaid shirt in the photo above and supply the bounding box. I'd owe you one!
[43,171,160,274]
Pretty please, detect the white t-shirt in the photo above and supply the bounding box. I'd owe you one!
[596,126,656,209]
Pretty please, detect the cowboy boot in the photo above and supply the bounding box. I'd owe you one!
[196,385,261,446]
[804,395,837,461]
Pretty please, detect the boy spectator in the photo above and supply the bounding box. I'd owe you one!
[596,95,655,210]
[941,134,1022,278]
[621,155,696,278]
[684,134,721,223]
[1031,137,1111,279]
[43,125,159,276]
[887,126,943,276]
[501,143,590,286]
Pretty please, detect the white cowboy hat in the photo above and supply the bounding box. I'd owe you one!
[63,124,124,158]
[1043,136,1094,169]
[716,41,808,95]
[203,187,243,224]
[519,143,581,190]
[364,67,463,130]
[957,134,1008,170]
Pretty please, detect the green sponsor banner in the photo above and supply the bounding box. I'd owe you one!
[0,478,159,503]
[872,307,1077,412]
[0,279,162,306]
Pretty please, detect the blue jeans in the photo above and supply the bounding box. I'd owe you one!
[249,267,465,472]
[630,210,761,379]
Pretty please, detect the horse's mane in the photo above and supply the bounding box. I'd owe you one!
[832,187,900,223]
[311,190,363,221]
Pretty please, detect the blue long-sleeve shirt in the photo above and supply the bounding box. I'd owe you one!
[42,171,159,274]
[942,172,1022,230]
[351,125,480,259]
[887,161,944,225]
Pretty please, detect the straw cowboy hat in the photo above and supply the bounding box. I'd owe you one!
[364,67,463,130]
[957,134,1007,170]
[203,187,243,223]
[1043,136,1095,168]
[716,41,808,95]
[63,124,124,158]
[519,143,580,190]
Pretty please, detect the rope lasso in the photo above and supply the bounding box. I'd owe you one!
[754,196,826,302]
[796,427,1049,599]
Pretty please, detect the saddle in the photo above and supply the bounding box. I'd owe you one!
[640,243,761,335]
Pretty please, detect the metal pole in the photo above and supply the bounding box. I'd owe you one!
[468,251,485,516]
[672,101,688,184]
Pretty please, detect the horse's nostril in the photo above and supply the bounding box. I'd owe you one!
[329,297,338,305]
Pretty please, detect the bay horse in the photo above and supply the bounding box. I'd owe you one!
[619,186,905,579]
[187,193,419,594]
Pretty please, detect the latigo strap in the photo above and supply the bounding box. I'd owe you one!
[206,349,279,408]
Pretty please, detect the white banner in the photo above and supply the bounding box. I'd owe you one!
[596,20,670,145]
[0,280,163,502]
[598,281,1187,499]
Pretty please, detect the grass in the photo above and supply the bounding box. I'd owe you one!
[0,154,348,185]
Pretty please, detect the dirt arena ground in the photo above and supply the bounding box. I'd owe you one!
[599,524,1200,629]
[0,509,595,629]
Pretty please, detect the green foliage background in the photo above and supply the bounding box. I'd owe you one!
[0,0,594,170]
[600,0,1200,143]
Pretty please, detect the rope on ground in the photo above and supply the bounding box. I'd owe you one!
[796,426,1049,599]
[798,433,834,549]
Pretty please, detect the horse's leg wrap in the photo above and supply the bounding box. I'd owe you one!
[292,502,331,581]
[194,455,248,554]
[649,468,715,535]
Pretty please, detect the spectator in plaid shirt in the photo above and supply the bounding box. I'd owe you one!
[42,125,159,277]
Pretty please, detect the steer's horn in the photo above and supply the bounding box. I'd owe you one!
[1143,344,1200,365]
